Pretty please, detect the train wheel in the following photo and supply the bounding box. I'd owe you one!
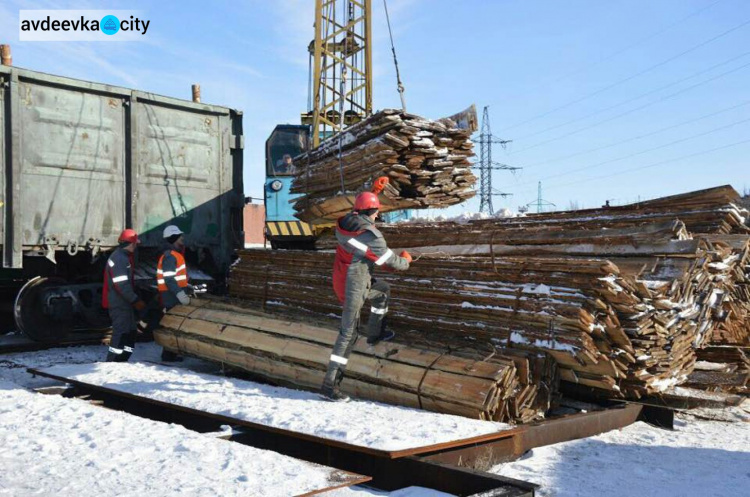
[14,277,73,342]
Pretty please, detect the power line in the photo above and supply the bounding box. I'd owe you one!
[510,138,750,197]
[500,16,750,132]
[522,99,750,169]
[550,137,750,190]
[512,116,750,188]
[494,0,724,105]
[514,50,750,143]
[506,58,750,155]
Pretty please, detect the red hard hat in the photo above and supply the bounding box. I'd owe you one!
[354,192,380,211]
[118,228,139,244]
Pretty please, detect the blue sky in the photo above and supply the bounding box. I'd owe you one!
[2,0,749,213]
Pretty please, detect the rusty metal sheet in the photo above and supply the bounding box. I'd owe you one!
[420,404,645,469]
[28,366,522,460]
[31,375,535,497]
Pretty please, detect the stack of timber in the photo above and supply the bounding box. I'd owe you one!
[290,108,477,223]
[155,299,554,423]
[230,245,719,399]
[364,186,748,254]
[703,236,750,346]
[368,185,750,349]
[227,186,750,401]
[685,346,749,395]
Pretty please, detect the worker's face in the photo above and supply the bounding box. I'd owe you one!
[124,242,137,253]
[369,210,379,221]
[174,235,185,251]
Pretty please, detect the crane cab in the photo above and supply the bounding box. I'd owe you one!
[264,125,316,249]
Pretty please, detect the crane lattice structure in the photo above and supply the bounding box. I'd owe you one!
[525,181,556,213]
[305,0,373,147]
[476,106,520,215]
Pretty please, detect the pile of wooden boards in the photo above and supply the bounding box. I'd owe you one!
[290,109,476,223]
[686,346,749,395]
[155,299,556,423]
[232,186,750,401]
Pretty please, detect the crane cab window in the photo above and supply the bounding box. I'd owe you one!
[266,127,309,177]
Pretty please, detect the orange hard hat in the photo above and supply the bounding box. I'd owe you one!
[354,191,380,211]
[118,228,139,244]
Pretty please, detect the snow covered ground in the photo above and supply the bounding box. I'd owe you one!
[0,340,216,389]
[492,413,750,497]
[36,361,511,452]
[2,341,749,496]
[0,379,362,497]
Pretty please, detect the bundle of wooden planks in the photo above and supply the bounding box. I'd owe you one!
[685,346,749,395]
[155,299,556,423]
[369,186,750,351]
[290,109,477,223]
[228,245,736,398]
[231,187,750,399]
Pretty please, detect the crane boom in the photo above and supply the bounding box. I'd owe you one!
[305,0,373,147]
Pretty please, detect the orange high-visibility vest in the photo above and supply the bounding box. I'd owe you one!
[157,250,189,293]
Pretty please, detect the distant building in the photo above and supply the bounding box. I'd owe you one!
[244,203,266,247]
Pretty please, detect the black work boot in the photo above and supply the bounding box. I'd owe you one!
[319,367,350,402]
[366,329,395,346]
[320,383,350,402]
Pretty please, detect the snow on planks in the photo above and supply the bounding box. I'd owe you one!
[33,362,516,457]
[249,185,750,400]
[0,380,367,497]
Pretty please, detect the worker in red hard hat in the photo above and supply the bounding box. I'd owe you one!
[321,189,412,402]
[102,228,147,362]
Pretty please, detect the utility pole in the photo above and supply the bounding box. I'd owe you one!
[476,106,520,215]
[526,181,555,213]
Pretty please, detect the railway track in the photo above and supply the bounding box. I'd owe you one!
[0,332,109,354]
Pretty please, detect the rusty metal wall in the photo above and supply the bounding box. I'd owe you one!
[0,65,243,272]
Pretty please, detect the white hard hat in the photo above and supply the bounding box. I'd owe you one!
[163,225,184,239]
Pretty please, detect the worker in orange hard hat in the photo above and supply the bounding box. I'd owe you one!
[102,228,147,362]
[321,183,412,402]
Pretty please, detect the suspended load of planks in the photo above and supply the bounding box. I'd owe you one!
[230,186,750,400]
[155,299,557,423]
[290,107,478,223]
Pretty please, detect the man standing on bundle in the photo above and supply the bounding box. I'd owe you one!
[320,190,412,402]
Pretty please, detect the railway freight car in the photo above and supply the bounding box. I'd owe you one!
[0,64,244,341]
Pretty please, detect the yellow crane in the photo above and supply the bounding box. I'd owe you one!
[303,0,373,147]
[265,0,404,246]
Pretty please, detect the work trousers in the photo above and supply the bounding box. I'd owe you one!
[106,306,137,362]
[322,275,390,389]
